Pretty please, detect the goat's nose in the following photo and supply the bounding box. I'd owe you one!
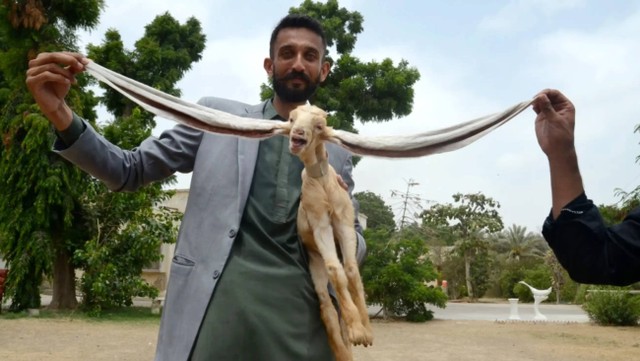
[293,128,305,136]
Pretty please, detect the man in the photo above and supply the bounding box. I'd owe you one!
[533,88,640,286]
[26,14,365,361]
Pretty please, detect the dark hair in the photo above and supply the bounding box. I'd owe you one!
[269,14,327,58]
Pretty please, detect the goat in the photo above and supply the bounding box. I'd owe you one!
[288,104,373,361]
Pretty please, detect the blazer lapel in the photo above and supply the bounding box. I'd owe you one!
[236,101,268,215]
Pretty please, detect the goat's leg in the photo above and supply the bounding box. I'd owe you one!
[308,251,352,361]
[312,218,368,345]
[334,221,373,346]
[339,311,350,348]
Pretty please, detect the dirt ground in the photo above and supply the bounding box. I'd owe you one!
[1,317,639,361]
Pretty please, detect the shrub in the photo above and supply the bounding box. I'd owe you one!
[573,284,589,305]
[582,287,640,326]
[498,263,526,299]
[362,229,447,322]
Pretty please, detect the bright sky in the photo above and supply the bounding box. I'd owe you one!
[77,0,640,233]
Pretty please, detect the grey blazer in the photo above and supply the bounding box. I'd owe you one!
[55,97,366,361]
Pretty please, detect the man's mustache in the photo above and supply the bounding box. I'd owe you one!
[282,71,311,83]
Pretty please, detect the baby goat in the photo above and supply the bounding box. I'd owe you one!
[288,104,373,361]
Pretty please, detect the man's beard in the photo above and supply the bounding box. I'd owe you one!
[272,69,321,103]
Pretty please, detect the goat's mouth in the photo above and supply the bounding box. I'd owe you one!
[289,135,308,153]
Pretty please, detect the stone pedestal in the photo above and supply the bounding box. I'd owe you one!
[508,298,521,320]
[533,295,548,321]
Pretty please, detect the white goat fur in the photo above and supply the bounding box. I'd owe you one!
[84,61,533,159]
[288,105,373,361]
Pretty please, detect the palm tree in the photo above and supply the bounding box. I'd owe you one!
[493,224,548,262]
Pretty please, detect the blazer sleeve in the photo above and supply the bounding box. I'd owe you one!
[542,193,640,286]
[54,113,203,192]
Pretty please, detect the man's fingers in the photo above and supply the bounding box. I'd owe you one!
[532,88,575,115]
[544,89,569,104]
[27,62,76,79]
[336,175,348,191]
[26,71,71,88]
[28,52,86,73]
[26,63,76,91]
[532,93,553,115]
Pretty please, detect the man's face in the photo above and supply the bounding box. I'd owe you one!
[265,27,330,103]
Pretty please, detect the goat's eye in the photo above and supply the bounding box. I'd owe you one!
[288,118,293,122]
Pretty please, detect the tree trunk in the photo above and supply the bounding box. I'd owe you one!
[464,251,474,300]
[48,247,78,310]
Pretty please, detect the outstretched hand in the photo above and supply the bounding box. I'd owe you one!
[25,52,88,130]
[532,88,576,160]
[532,88,583,218]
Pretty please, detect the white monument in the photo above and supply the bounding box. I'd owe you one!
[518,281,552,321]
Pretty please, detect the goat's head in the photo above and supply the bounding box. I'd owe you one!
[288,104,331,156]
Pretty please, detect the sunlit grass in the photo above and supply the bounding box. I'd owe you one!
[0,306,161,323]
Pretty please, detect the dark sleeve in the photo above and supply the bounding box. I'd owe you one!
[542,192,640,286]
[54,113,86,147]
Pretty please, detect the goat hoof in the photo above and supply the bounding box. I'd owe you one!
[348,323,370,346]
[363,328,373,346]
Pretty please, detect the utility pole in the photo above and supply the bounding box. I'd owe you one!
[391,179,422,229]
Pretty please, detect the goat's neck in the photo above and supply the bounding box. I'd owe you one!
[300,142,329,179]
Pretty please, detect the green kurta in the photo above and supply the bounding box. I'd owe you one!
[189,102,334,361]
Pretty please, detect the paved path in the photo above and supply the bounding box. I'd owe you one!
[369,301,590,323]
[29,295,589,323]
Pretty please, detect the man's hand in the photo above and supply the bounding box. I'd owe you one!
[26,52,88,130]
[532,88,577,161]
[532,88,583,219]
[336,175,348,191]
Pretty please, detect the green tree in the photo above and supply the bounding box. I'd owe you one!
[545,249,577,304]
[0,4,204,314]
[599,124,640,226]
[599,189,640,227]
[74,163,181,314]
[261,0,420,132]
[73,13,205,314]
[87,12,205,119]
[361,228,446,322]
[0,0,103,311]
[421,192,504,300]
[354,191,396,231]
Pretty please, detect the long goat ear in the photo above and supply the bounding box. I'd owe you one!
[326,100,533,158]
[85,61,532,159]
[280,120,292,135]
[84,61,289,139]
[322,125,336,141]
